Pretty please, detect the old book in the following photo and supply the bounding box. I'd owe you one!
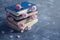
[7,15,37,26]
[8,19,38,32]
[7,11,38,20]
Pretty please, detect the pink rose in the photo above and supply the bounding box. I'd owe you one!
[30,6,37,11]
[6,12,10,16]
[16,4,22,10]
[18,23,25,29]
[8,17,13,22]
[28,27,31,30]
[22,13,28,18]
[30,14,36,19]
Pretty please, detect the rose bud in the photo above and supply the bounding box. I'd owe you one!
[18,23,25,29]
[30,14,36,19]
[16,4,22,10]
[8,17,13,22]
[30,6,37,11]
[22,13,28,18]
[6,12,10,16]
[28,27,31,30]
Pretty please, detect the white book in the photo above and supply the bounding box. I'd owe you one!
[7,11,38,20]
[8,19,38,32]
[7,15,37,26]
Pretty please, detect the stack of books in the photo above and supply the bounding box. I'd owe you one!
[5,1,38,32]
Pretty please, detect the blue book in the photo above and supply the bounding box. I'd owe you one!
[5,1,36,16]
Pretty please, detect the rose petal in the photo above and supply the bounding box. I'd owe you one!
[1,31,5,34]
[10,30,14,33]
[16,35,21,38]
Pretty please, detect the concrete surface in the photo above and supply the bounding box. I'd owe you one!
[0,0,60,40]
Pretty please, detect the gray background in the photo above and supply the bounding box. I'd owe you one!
[0,0,60,40]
